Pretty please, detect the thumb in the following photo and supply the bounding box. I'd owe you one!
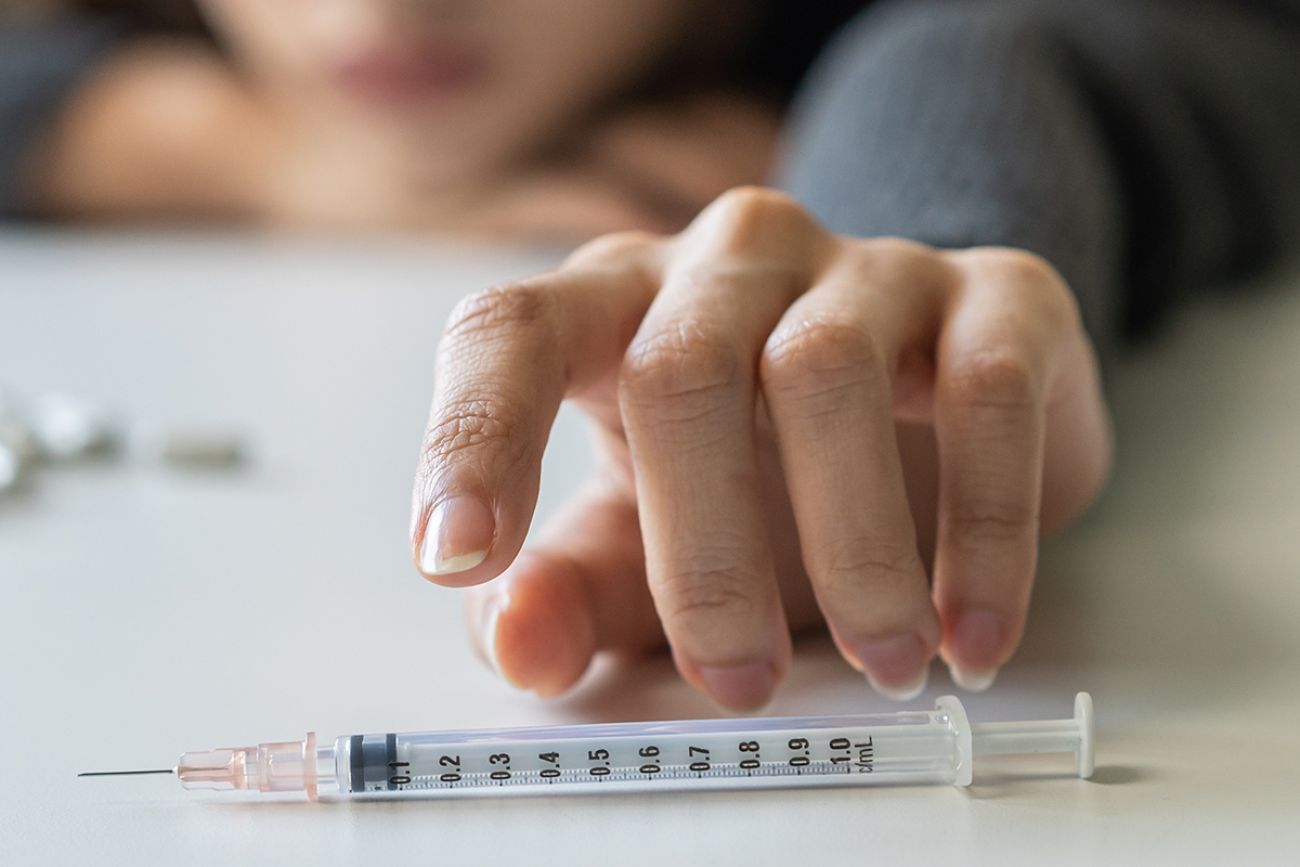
[463,476,662,697]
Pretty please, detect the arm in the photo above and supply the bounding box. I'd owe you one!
[778,0,1300,353]
[26,39,270,223]
[403,0,1300,707]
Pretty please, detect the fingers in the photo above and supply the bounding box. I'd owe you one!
[618,188,821,710]
[420,186,1090,710]
[462,474,663,697]
[759,241,948,700]
[412,235,658,586]
[932,250,1078,690]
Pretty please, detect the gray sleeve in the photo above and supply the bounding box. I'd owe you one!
[777,0,1300,351]
[0,15,125,220]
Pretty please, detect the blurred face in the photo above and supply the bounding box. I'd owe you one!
[197,0,694,181]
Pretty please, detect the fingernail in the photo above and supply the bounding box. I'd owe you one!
[870,667,929,702]
[696,662,777,711]
[946,608,1006,692]
[948,664,998,692]
[419,495,494,575]
[847,633,931,702]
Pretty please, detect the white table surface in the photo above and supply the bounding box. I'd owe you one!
[1,230,1297,866]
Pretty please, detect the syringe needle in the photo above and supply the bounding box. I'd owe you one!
[78,769,174,777]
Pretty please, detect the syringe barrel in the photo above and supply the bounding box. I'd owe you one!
[325,697,974,801]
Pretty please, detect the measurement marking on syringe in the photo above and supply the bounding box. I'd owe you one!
[375,737,871,790]
[387,760,865,791]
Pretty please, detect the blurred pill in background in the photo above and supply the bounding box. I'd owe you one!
[0,386,249,499]
[128,424,247,469]
[28,393,120,460]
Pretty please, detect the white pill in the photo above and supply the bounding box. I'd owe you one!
[130,424,247,468]
[29,393,119,459]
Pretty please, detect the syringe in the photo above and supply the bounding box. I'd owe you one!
[81,693,1094,801]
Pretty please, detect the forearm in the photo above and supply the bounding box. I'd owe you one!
[778,0,1300,351]
[28,41,270,223]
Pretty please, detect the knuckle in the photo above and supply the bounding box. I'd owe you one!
[945,350,1038,410]
[831,238,953,294]
[695,186,815,250]
[563,230,661,270]
[858,235,939,264]
[659,562,761,623]
[713,185,805,218]
[819,538,923,598]
[420,397,520,473]
[671,261,805,302]
[947,497,1038,544]
[955,247,1081,330]
[761,317,883,398]
[621,323,741,409]
[989,248,1079,322]
[983,247,1062,286]
[443,280,553,344]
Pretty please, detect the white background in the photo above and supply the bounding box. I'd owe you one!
[2,231,1297,865]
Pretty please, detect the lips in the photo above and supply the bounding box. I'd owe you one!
[332,41,487,104]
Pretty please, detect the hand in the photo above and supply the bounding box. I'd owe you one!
[410,187,1112,710]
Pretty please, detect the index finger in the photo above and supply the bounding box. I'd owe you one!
[412,234,659,585]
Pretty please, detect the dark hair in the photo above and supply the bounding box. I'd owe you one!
[75,0,207,32]
[744,0,868,95]
[75,0,868,98]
